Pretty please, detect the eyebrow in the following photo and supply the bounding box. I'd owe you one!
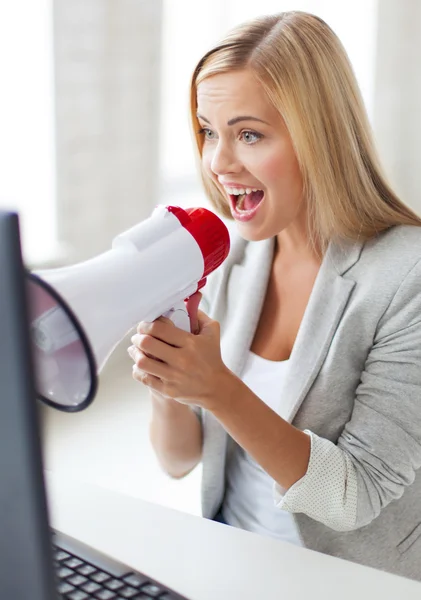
[196,113,270,127]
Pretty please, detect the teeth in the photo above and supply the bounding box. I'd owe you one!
[224,186,261,195]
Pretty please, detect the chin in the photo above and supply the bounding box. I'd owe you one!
[235,223,274,243]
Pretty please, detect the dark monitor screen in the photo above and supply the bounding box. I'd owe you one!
[0,211,57,600]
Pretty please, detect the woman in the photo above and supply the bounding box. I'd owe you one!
[128,12,421,580]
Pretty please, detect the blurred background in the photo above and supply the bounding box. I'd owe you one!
[1,0,421,517]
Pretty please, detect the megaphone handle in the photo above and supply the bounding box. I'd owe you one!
[161,300,191,332]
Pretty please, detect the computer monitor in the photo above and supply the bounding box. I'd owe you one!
[0,211,189,600]
[0,210,57,599]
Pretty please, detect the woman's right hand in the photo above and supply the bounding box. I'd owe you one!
[128,291,203,399]
[127,294,204,477]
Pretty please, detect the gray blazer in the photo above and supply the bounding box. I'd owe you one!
[198,223,421,581]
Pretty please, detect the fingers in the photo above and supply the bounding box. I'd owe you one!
[128,344,169,379]
[137,318,189,346]
[132,365,155,386]
[197,308,213,324]
[132,331,176,364]
[131,366,167,396]
[185,292,202,334]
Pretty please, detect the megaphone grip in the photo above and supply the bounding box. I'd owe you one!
[161,300,190,332]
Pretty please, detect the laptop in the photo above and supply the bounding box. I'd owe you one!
[0,210,188,600]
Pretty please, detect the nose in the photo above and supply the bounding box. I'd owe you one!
[210,140,242,177]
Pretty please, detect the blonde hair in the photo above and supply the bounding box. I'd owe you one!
[190,11,421,251]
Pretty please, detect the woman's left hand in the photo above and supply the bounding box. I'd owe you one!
[128,309,230,410]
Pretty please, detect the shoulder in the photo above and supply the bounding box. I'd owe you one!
[365,224,421,259]
[348,225,421,324]
[356,225,421,282]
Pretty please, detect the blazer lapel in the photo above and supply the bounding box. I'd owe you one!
[220,237,275,377]
[279,238,364,423]
[203,234,364,477]
[201,237,275,518]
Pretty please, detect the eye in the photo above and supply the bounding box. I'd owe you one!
[197,127,216,141]
[240,130,262,145]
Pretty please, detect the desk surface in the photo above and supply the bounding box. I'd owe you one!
[45,470,421,600]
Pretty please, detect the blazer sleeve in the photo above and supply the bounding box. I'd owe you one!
[274,257,421,532]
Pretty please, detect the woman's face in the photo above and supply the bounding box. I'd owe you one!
[196,69,304,242]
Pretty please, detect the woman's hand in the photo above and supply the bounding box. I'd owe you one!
[128,297,231,410]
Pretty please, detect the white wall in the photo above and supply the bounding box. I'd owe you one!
[0,1,163,266]
[373,0,421,213]
[53,0,163,262]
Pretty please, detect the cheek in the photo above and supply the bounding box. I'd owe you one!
[257,144,302,190]
[258,155,284,185]
[201,148,214,178]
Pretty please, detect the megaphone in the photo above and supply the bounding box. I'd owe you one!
[26,205,230,412]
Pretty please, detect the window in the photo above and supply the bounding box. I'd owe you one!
[0,0,58,265]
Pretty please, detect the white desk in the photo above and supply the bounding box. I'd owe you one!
[45,470,421,600]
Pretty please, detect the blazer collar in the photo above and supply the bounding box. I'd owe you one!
[220,235,365,423]
[326,235,365,276]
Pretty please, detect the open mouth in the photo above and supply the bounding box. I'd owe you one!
[229,189,264,214]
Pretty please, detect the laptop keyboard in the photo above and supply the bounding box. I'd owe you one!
[52,531,189,600]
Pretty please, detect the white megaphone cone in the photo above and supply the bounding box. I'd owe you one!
[26,205,230,412]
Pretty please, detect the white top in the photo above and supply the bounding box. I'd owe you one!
[222,351,303,546]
